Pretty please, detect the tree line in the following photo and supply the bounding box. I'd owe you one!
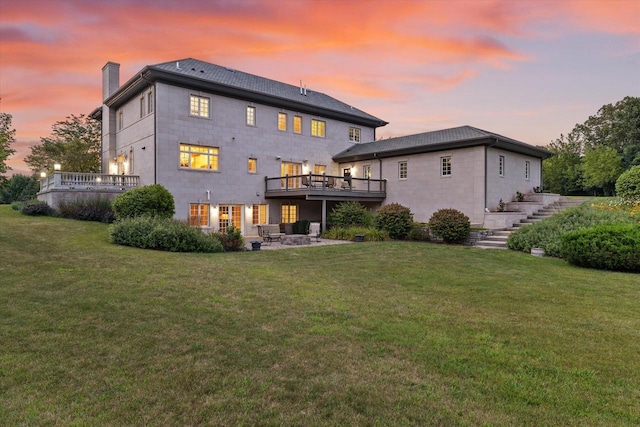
[542,96,639,196]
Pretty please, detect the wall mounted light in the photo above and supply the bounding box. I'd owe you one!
[206,190,211,200]
[276,156,281,160]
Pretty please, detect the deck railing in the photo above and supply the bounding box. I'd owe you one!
[265,173,386,195]
[39,172,140,192]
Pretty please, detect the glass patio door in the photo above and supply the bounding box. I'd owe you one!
[280,162,302,189]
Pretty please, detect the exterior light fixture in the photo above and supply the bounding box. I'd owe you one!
[54,163,61,171]
[40,172,46,178]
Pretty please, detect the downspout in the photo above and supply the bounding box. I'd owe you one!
[153,83,157,185]
[484,146,488,211]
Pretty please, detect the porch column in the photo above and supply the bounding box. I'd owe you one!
[321,199,327,232]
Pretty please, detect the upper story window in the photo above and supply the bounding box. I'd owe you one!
[399,161,407,180]
[179,143,218,170]
[278,112,287,131]
[140,96,145,118]
[441,156,451,176]
[190,203,210,227]
[190,95,209,118]
[246,106,256,126]
[293,116,302,134]
[248,158,257,173]
[363,165,371,179]
[147,91,154,114]
[311,119,325,137]
[313,164,326,175]
[525,160,530,181]
[499,155,505,177]
[349,127,361,142]
[118,110,123,130]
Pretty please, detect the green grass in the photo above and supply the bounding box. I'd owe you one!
[1,205,639,426]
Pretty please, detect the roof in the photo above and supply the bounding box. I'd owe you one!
[101,58,387,128]
[333,125,553,161]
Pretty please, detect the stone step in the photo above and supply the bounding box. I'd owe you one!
[492,230,512,237]
[483,235,509,242]
[475,244,508,250]
[475,240,508,248]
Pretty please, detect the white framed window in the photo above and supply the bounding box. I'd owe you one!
[147,91,154,114]
[278,112,287,131]
[179,143,219,170]
[281,204,297,223]
[248,158,257,173]
[399,161,407,180]
[441,156,451,176]
[252,204,267,225]
[140,96,145,118]
[293,116,302,134]
[219,205,242,233]
[189,203,210,227]
[363,165,371,179]
[118,110,123,130]
[499,155,505,177]
[246,106,256,126]
[349,127,361,143]
[190,95,209,118]
[311,119,325,137]
[525,160,530,181]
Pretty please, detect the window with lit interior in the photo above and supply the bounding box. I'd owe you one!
[190,95,209,118]
[248,158,257,173]
[246,106,256,126]
[252,204,267,225]
[311,119,325,137]
[190,203,210,227]
[293,116,302,134]
[179,144,219,170]
[281,204,297,223]
[278,112,287,131]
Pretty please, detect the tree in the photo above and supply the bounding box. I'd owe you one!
[0,174,40,204]
[582,146,623,196]
[0,112,17,180]
[542,131,584,195]
[25,114,101,174]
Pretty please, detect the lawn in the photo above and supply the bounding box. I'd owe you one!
[1,205,639,426]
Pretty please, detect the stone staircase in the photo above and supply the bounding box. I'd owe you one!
[475,197,589,249]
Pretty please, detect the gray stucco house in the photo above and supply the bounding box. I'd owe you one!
[90,58,552,234]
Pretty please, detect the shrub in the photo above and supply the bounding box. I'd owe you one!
[323,226,388,241]
[561,223,640,272]
[109,216,223,253]
[407,224,430,241]
[11,201,24,211]
[0,174,40,204]
[57,198,114,223]
[20,200,55,216]
[507,204,636,257]
[329,201,373,228]
[292,220,310,234]
[616,165,640,202]
[516,191,525,202]
[428,208,470,243]
[111,184,175,220]
[218,225,245,252]
[374,203,413,240]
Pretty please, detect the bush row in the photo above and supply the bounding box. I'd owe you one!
[323,226,389,241]
[57,198,115,223]
[109,216,224,253]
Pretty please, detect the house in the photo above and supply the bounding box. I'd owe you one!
[82,58,552,234]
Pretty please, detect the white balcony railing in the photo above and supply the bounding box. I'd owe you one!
[39,172,139,192]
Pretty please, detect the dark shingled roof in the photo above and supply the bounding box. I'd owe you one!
[333,125,553,161]
[103,58,387,128]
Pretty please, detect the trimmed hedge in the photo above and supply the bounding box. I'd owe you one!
[323,226,388,241]
[112,184,175,220]
[561,223,640,272]
[109,216,223,253]
[374,203,413,240]
[428,208,470,243]
[57,198,114,223]
[616,165,640,202]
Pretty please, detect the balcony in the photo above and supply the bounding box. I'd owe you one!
[264,174,386,201]
[39,172,139,192]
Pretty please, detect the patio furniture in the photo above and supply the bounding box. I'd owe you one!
[326,177,336,188]
[260,224,284,245]
[308,222,321,242]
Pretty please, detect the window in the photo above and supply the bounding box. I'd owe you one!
[246,106,256,126]
[248,158,257,173]
[313,164,326,175]
[252,204,267,225]
[311,119,325,137]
[148,91,154,114]
[190,95,209,118]
[140,96,145,118]
[280,162,302,188]
[363,165,371,179]
[399,161,407,180]
[179,143,219,170]
[499,155,505,177]
[129,148,134,174]
[219,205,242,233]
[281,204,297,223]
[441,156,451,176]
[118,110,123,130]
[189,203,210,227]
[349,127,361,142]
[525,161,530,181]
[293,116,302,134]
[278,112,287,131]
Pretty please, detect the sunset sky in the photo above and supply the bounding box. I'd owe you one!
[1,0,639,176]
